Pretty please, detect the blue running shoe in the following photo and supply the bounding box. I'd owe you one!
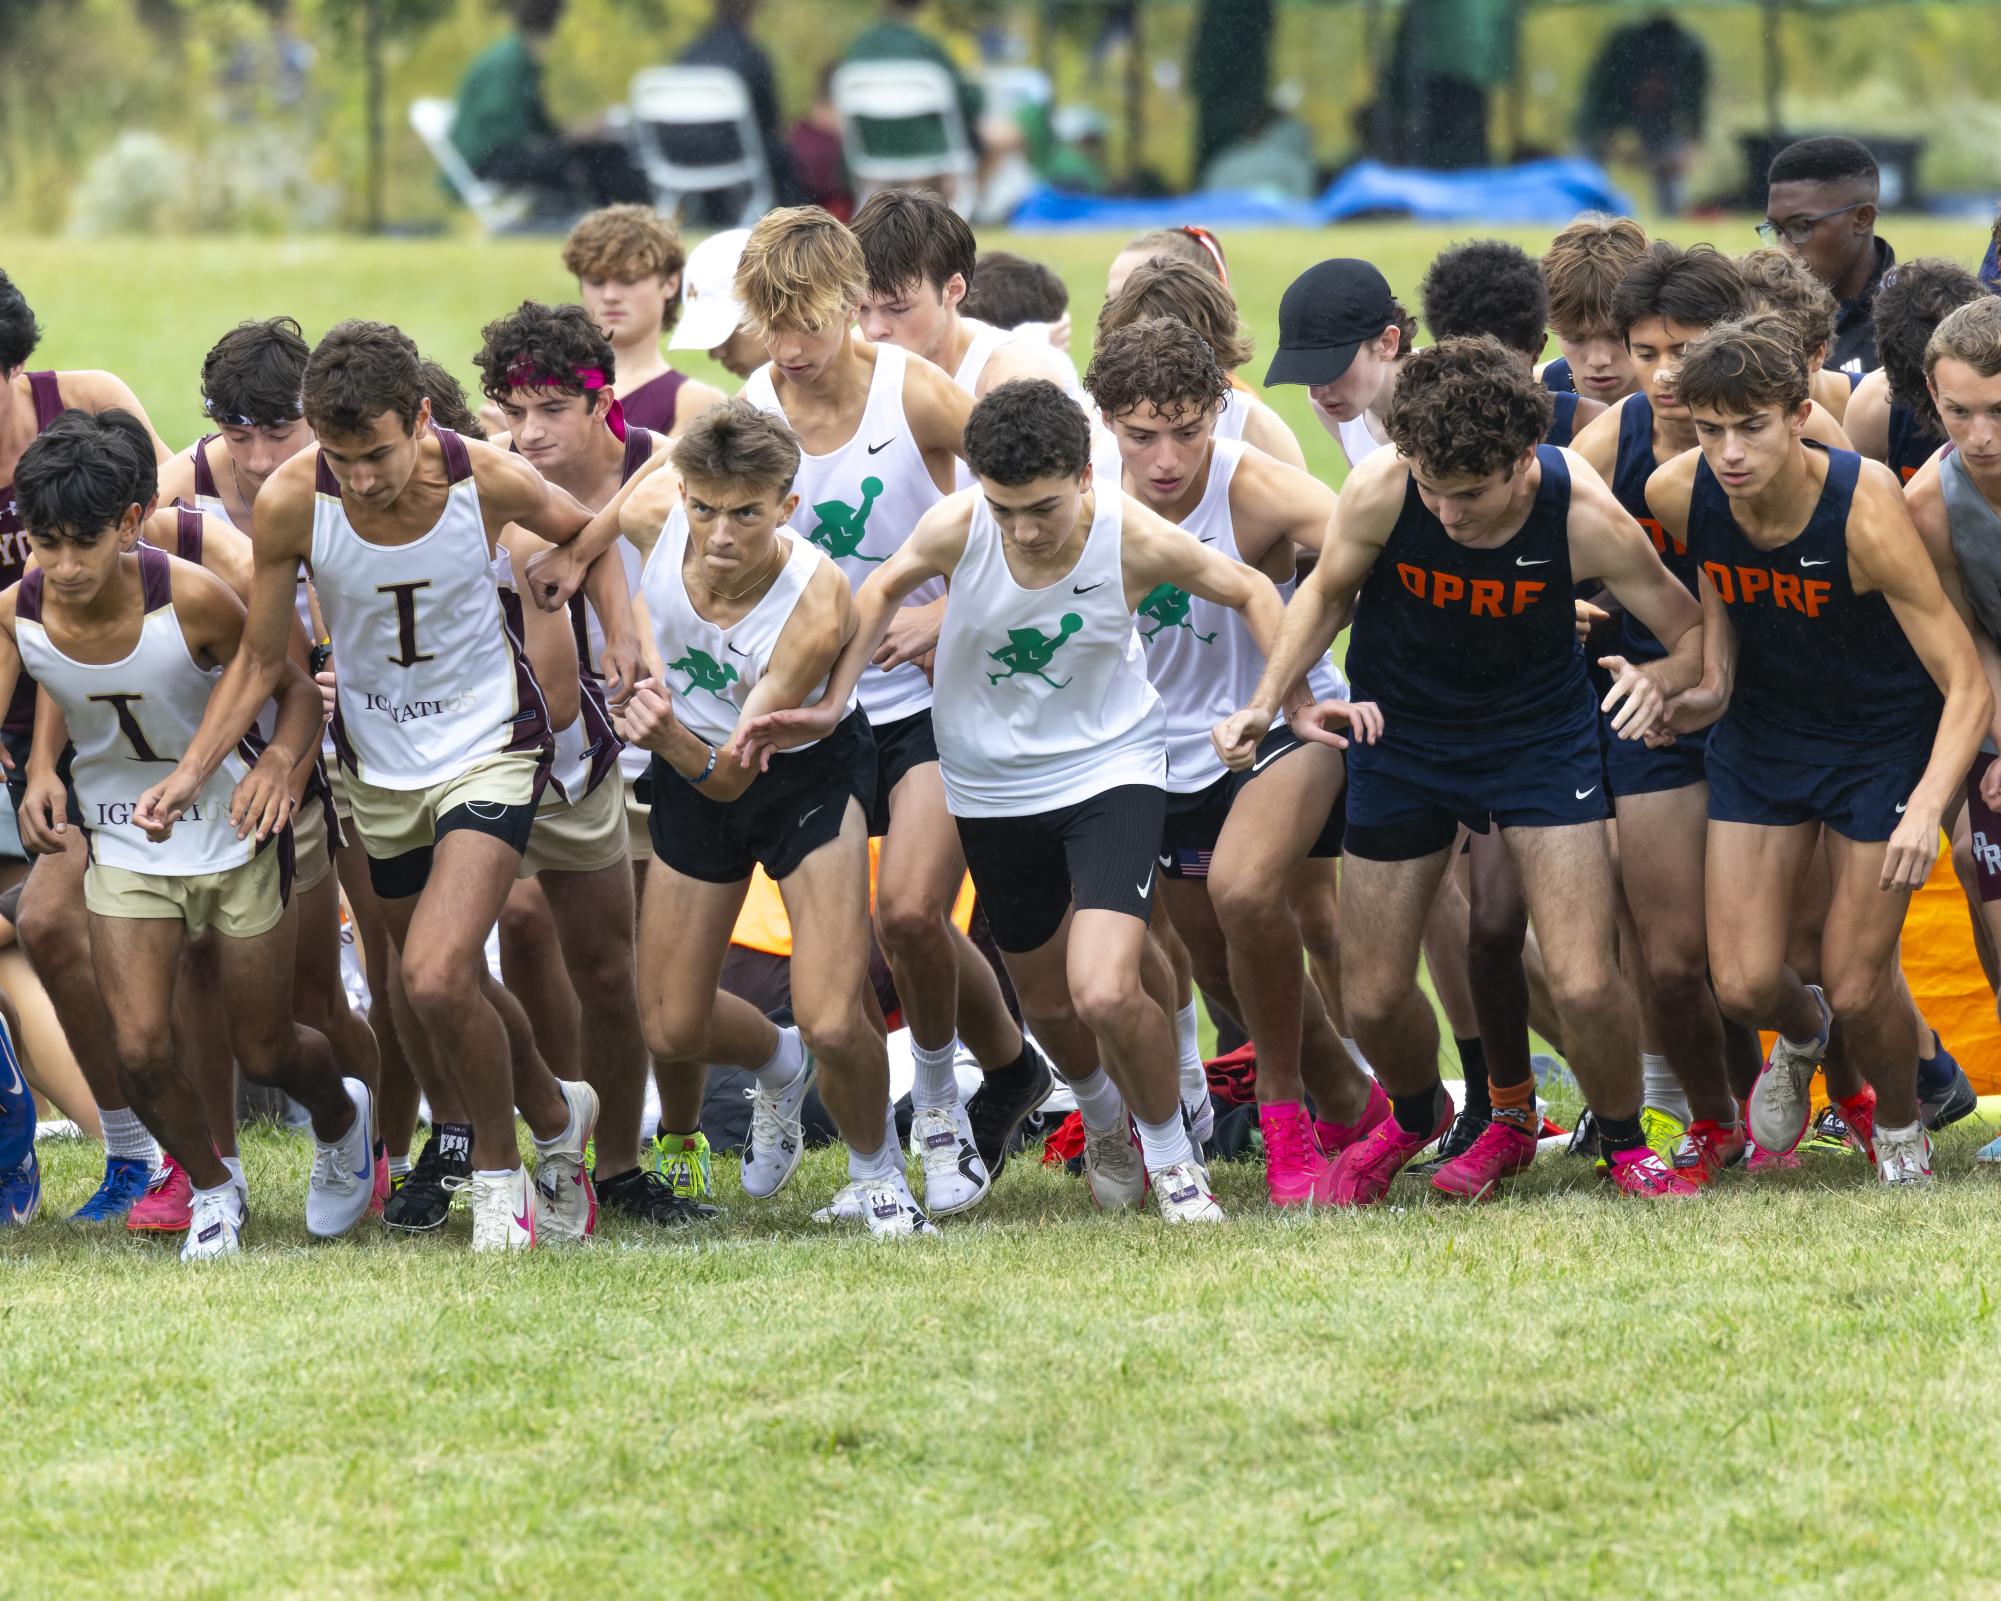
[0,1005,34,1173]
[0,1149,39,1226]
[1977,1131,2001,1166]
[71,1155,154,1222]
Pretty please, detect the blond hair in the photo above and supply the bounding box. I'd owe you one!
[1540,214,1648,338]
[734,206,867,338]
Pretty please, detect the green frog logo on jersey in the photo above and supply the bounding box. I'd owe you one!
[986,613,1083,688]
[1137,583,1217,644]
[809,476,886,562]
[667,647,739,704]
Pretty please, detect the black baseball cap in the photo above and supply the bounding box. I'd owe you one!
[1264,259,1400,388]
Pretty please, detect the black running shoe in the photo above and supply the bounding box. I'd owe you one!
[1565,1108,1601,1161]
[1919,1033,1978,1132]
[1408,1105,1487,1176]
[382,1127,468,1233]
[597,1165,719,1224]
[965,1043,1055,1180]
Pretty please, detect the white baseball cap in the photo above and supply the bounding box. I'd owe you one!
[670,228,753,352]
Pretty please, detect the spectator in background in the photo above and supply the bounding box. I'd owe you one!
[1393,0,1520,170]
[789,63,855,220]
[1578,14,1707,215]
[1191,0,1275,173]
[1762,135,1895,373]
[673,0,796,222]
[842,0,987,167]
[450,0,648,212]
[1201,102,1318,200]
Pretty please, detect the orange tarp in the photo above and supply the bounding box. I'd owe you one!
[1904,848,2001,1091]
[729,840,976,958]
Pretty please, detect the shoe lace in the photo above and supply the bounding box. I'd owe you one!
[1262,1111,1312,1171]
[310,1139,357,1192]
[1085,1123,1140,1180]
[914,1109,964,1177]
[744,1084,799,1154]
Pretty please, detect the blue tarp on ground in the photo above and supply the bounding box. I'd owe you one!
[1008,157,1632,230]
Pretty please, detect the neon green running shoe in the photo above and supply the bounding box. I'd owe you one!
[1640,1106,1687,1160]
[652,1131,714,1202]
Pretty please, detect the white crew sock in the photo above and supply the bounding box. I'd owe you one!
[910,1036,960,1112]
[387,1155,412,1182]
[1175,1003,1204,1103]
[847,1136,902,1185]
[1340,1037,1376,1078]
[750,1026,806,1094]
[1067,1068,1128,1132]
[532,1093,579,1156]
[98,1106,160,1170]
[1640,1052,1691,1124]
[1134,1109,1196,1173]
[220,1155,246,1197]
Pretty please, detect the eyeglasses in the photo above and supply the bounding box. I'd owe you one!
[1755,202,1866,247]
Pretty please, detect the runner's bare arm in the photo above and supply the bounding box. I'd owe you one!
[65,370,172,463]
[133,457,314,834]
[1850,463,1992,887]
[1227,448,1339,577]
[1567,394,1628,488]
[1844,371,1894,464]
[735,498,971,766]
[521,448,673,612]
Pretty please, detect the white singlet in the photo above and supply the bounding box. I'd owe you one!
[639,503,849,749]
[15,546,255,875]
[742,344,941,725]
[931,489,1164,817]
[308,428,549,789]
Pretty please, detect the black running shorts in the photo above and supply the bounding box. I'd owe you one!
[865,708,940,836]
[954,783,1166,953]
[648,708,878,883]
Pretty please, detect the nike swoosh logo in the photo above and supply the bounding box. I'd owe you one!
[513,1209,533,1233]
[866,439,895,455]
[1073,581,1106,594]
[0,1033,22,1099]
[1158,853,1173,869]
[1251,746,1284,773]
[1799,558,1833,567]
[1575,786,1597,800]
[797,803,824,828]
[728,642,749,656]
[1896,802,1909,813]
[1136,864,1155,898]
[1516,557,1552,567]
[1199,535,1218,544]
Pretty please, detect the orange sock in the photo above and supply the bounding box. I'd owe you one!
[1490,1076,1536,1132]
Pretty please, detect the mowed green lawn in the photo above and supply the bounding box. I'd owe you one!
[6,223,2001,1597]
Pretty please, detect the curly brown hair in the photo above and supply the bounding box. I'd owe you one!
[416,359,487,441]
[1675,313,1811,417]
[562,205,687,333]
[1083,317,1230,425]
[1736,249,1838,360]
[1097,256,1253,371]
[304,320,425,439]
[1387,336,1553,479]
[473,300,616,404]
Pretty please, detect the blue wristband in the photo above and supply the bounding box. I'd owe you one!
[689,743,718,787]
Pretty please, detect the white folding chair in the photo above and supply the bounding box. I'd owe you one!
[627,66,773,228]
[408,97,536,234]
[829,60,978,212]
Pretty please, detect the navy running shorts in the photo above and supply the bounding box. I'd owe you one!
[1706,716,1929,843]
[1159,724,1344,879]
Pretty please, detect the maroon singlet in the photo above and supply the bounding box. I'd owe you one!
[616,370,688,435]
[0,372,70,736]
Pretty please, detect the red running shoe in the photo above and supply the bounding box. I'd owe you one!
[1318,1090,1454,1208]
[1431,1118,1538,1201]
[1668,1119,1747,1186]
[1313,1079,1390,1157]
[1606,1145,1703,1197]
[126,1154,192,1233]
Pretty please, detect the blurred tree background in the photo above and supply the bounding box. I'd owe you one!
[0,0,1995,235]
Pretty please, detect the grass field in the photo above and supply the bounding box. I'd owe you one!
[8,222,2001,1597]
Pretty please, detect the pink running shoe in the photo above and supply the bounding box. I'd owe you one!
[1431,1118,1537,1201]
[1746,1138,1800,1173]
[127,1155,192,1233]
[1260,1101,1330,1207]
[1318,1090,1453,1208]
[369,1150,390,1216]
[1314,1080,1391,1156]
[1606,1146,1702,1197]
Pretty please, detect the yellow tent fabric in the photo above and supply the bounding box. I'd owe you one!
[1903,849,2000,1091]
[728,841,977,958]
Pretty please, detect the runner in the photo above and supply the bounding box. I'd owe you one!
[1737,247,1858,421]
[1538,213,1648,404]
[1646,313,1986,1184]
[1106,224,1229,301]
[669,227,765,381]
[561,204,727,434]
[1216,336,1709,1204]
[1846,258,1986,482]
[1265,258,1418,471]
[136,320,627,1251]
[1085,316,1383,1206]
[962,250,1072,355]
[3,409,371,1258]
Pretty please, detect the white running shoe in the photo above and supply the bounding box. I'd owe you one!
[1083,1120,1146,1211]
[181,1185,243,1261]
[909,1103,990,1216]
[305,1077,375,1239]
[1876,1122,1935,1187]
[470,1166,537,1253]
[810,1181,867,1224]
[1747,984,1831,1155]
[534,1079,600,1243]
[741,1033,814,1198]
[1179,1060,1215,1148]
[1153,1159,1224,1223]
[861,1177,935,1239]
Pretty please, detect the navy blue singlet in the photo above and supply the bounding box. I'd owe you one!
[1540,357,1574,395]
[1886,401,1943,484]
[1349,446,1585,730]
[1685,444,1941,758]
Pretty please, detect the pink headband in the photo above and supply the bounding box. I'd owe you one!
[504,363,627,440]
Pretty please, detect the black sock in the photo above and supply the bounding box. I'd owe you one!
[993,1040,1041,1083]
[1390,1082,1445,1137]
[1595,1112,1646,1158]
[1455,1036,1490,1121]
[436,1122,471,1164]
[1915,1032,1952,1098]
